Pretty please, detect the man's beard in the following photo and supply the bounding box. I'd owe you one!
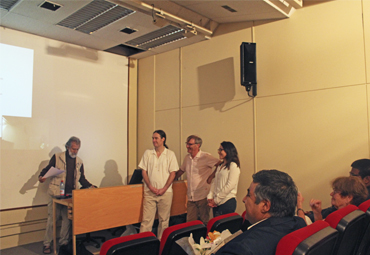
[69,151,77,158]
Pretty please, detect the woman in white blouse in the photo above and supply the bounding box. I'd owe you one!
[207,141,241,217]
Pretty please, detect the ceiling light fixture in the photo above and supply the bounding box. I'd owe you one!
[125,25,185,50]
[151,6,169,28]
[139,2,212,37]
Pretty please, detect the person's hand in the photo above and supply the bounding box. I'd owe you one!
[309,199,322,214]
[297,192,304,208]
[149,186,158,194]
[156,188,166,196]
[207,199,217,207]
[39,176,46,183]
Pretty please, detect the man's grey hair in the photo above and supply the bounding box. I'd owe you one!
[186,135,202,148]
[65,136,81,149]
[253,169,298,218]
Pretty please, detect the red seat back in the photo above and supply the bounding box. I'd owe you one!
[160,220,206,255]
[207,212,243,233]
[359,199,370,215]
[275,220,338,255]
[100,231,159,255]
[356,199,370,255]
[325,205,366,255]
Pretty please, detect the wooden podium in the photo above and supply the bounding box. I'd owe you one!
[53,180,187,255]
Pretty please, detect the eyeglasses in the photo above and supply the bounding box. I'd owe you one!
[332,190,342,195]
[349,171,360,177]
[217,148,224,152]
[185,142,196,146]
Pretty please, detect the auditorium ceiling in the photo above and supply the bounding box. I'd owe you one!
[0,0,319,59]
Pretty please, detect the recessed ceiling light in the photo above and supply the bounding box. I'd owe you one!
[40,1,62,11]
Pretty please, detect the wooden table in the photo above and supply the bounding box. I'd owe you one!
[53,181,187,255]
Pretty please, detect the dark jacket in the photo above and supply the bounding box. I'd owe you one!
[306,206,337,223]
[215,216,306,255]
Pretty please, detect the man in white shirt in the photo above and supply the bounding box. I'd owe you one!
[139,130,179,239]
[176,135,219,225]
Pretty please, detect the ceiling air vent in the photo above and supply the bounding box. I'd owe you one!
[221,5,237,13]
[57,0,135,34]
[0,0,19,11]
[125,25,185,50]
[105,44,145,57]
[120,27,137,35]
[40,1,62,11]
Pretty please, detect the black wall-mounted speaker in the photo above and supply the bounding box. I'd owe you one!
[240,42,256,96]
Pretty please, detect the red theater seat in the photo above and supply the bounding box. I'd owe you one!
[275,220,338,255]
[325,204,367,255]
[207,212,243,234]
[356,199,370,255]
[359,199,370,214]
[99,232,159,255]
[159,220,207,255]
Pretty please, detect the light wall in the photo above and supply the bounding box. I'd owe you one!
[0,27,129,249]
[137,0,370,215]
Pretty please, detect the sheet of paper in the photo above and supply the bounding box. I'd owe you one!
[42,167,65,178]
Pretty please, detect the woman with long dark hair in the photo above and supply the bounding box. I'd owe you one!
[207,141,241,217]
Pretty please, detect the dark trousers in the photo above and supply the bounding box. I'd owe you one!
[212,198,237,217]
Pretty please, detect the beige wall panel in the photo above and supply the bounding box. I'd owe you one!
[138,57,155,160]
[181,28,253,108]
[1,207,47,249]
[155,109,181,164]
[256,85,369,210]
[155,49,180,111]
[255,0,366,96]
[1,230,44,249]
[128,59,138,176]
[181,100,255,214]
[364,0,370,81]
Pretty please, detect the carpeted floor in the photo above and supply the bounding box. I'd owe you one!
[1,215,186,255]
[0,228,124,255]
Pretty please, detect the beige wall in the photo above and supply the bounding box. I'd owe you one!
[137,0,370,215]
[0,28,129,249]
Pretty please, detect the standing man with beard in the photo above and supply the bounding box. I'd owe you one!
[176,135,219,225]
[39,136,95,254]
[139,130,179,240]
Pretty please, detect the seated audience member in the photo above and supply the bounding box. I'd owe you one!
[306,176,368,222]
[350,158,370,199]
[215,170,306,255]
[207,141,241,217]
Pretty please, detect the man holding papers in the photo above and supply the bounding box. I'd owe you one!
[38,136,95,254]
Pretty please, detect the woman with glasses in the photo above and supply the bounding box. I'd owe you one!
[303,176,368,222]
[207,141,241,217]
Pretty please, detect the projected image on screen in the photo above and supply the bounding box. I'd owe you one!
[0,28,128,210]
[0,43,34,138]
